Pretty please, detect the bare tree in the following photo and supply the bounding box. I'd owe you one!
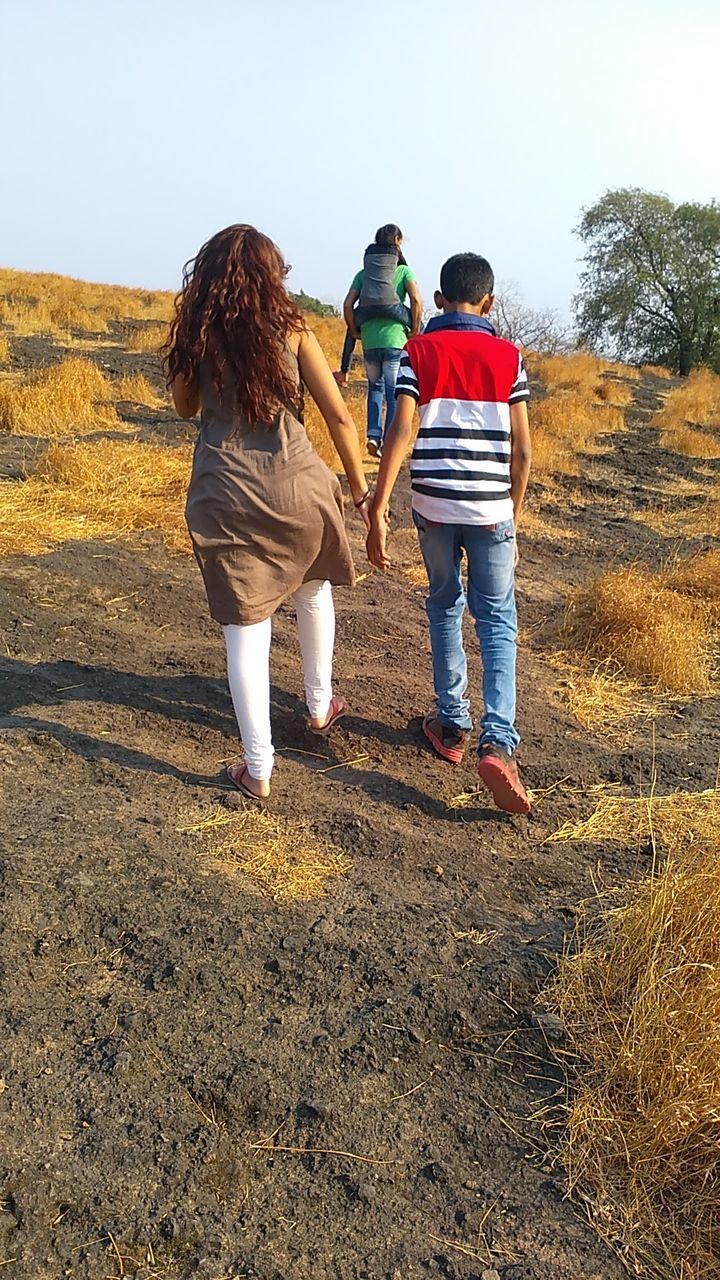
[493,281,575,354]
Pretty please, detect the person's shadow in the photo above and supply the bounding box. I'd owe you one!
[0,656,508,822]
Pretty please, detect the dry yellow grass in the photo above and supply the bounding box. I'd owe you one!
[518,509,578,543]
[0,295,111,337]
[0,331,9,364]
[548,656,662,747]
[634,476,720,539]
[595,379,635,407]
[403,564,428,587]
[0,357,120,436]
[561,550,720,694]
[530,428,580,477]
[0,267,174,335]
[127,323,167,353]
[181,806,351,901]
[653,367,720,432]
[114,373,162,407]
[533,351,609,396]
[660,424,720,459]
[306,314,346,368]
[545,788,720,1279]
[641,363,674,379]
[531,391,624,476]
[663,547,720,611]
[0,439,192,556]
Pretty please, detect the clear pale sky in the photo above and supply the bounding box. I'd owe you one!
[1,0,717,316]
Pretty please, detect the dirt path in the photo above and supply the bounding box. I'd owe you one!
[1,382,718,1280]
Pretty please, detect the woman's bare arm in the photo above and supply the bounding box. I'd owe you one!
[170,373,200,419]
[297,328,370,519]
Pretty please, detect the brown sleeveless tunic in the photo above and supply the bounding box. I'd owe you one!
[185,354,355,626]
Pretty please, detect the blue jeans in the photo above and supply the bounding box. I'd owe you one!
[412,512,520,755]
[364,347,402,446]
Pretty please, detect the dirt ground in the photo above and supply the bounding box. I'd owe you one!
[1,347,719,1280]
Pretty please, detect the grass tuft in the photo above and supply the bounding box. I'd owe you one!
[652,367,720,432]
[531,391,624,476]
[114,373,162,407]
[127,324,168,354]
[0,439,192,556]
[549,657,663,747]
[561,550,720,695]
[544,788,720,1278]
[0,357,120,436]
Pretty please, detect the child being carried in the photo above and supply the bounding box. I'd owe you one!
[354,226,413,332]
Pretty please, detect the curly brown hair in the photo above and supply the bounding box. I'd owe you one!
[162,224,305,424]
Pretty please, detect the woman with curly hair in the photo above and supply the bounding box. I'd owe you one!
[165,224,370,802]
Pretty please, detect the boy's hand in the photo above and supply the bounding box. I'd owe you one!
[366,510,390,570]
[333,370,349,387]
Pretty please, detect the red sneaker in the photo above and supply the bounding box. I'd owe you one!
[422,715,468,764]
[477,744,531,815]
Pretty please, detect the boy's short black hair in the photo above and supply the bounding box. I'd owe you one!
[439,253,494,304]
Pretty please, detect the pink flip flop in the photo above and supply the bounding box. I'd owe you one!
[226,762,268,805]
[307,695,347,737]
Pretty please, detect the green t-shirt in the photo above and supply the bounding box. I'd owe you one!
[351,264,415,351]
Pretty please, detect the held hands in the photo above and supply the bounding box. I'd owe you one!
[366,503,390,570]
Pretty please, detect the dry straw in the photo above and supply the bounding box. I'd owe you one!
[545,787,720,1279]
[653,367,720,431]
[127,323,168,353]
[0,439,192,556]
[181,806,351,901]
[652,367,720,458]
[0,266,174,330]
[114,373,162,407]
[561,550,720,695]
[0,357,120,436]
[549,656,663,748]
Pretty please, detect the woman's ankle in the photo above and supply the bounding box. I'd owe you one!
[244,771,271,797]
[230,761,271,796]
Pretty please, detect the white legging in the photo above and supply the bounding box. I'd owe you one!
[223,579,335,781]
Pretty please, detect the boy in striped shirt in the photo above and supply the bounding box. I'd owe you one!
[367,253,532,814]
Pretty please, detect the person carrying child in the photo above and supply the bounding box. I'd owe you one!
[366,252,533,814]
[340,224,422,457]
[165,224,371,802]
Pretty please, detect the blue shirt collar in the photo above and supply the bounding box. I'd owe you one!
[423,312,496,336]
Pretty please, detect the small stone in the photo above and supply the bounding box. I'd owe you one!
[434,864,444,877]
[533,1011,566,1042]
[221,791,245,811]
[481,1270,501,1280]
